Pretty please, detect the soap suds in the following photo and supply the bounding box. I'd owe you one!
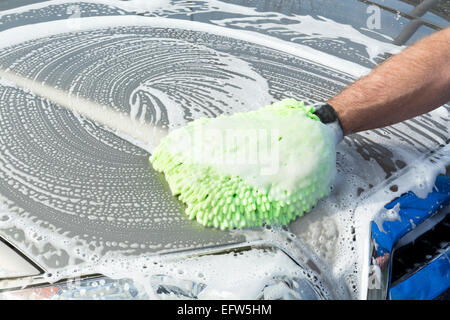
[0,15,369,78]
[0,0,404,65]
[374,203,401,233]
[0,8,447,300]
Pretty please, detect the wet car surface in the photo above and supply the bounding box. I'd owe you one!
[0,0,448,299]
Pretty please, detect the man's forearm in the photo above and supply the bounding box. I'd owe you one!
[328,27,450,136]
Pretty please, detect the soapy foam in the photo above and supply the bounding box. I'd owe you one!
[0,16,349,284]
[373,203,401,233]
[0,0,403,66]
[0,244,333,300]
[213,14,402,63]
[0,70,166,152]
[0,14,369,78]
[0,7,447,300]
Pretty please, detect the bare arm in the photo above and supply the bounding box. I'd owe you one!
[328,27,450,136]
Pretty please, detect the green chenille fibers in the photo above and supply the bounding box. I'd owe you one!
[150,99,335,230]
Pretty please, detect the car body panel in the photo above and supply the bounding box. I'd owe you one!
[0,0,448,299]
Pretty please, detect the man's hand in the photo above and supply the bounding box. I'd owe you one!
[328,27,450,136]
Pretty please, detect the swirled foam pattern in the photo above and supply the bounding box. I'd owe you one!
[0,25,355,265]
[0,10,448,299]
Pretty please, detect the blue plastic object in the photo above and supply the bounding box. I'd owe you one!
[389,247,449,300]
[371,176,450,300]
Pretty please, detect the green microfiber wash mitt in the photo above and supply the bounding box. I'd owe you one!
[150,98,339,230]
